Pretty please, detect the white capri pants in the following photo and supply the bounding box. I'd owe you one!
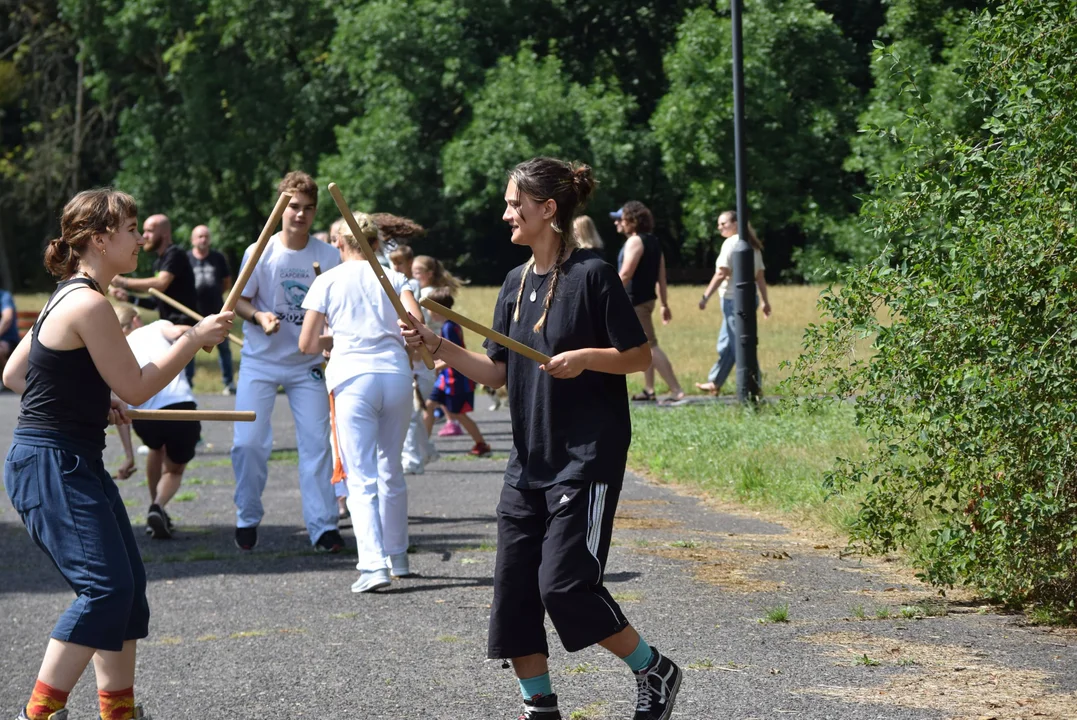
[334,372,414,571]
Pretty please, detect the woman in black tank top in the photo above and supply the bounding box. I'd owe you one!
[2,189,233,720]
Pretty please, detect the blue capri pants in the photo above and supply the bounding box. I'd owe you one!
[4,429,150,651]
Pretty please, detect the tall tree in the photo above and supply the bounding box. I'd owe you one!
[652,0,861,270]
[441,44,647,276]
[66,0,346,260]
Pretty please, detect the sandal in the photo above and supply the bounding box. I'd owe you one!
[631,389,657,402]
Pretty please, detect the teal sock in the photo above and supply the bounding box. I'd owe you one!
[623,636,656,673]
[519,672,553,700]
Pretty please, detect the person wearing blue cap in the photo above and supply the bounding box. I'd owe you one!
[613,201,686,403]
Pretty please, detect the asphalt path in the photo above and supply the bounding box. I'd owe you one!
[2,392,1075,719]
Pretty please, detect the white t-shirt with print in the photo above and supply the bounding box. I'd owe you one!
[715,234,765,300]
[239,233,341,367]
[301,260,414,391]
[126,320,196,411]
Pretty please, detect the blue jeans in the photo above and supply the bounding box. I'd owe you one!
[707,296,760,390]
[4,429,150,651]
[184,341,234,388]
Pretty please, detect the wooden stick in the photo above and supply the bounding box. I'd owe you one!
[221,192,291,314]
[327,183,435,370]
[419,298,551,365]
[147,289,244,348]
[126,409,256,422]
[312,261,322,276]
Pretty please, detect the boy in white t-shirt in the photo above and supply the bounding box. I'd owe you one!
[230,171,343,552]
[113,304,199,540]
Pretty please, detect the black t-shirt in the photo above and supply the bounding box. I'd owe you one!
[188,249,231,315]
[153,244,198,325]
[484,249,648,490]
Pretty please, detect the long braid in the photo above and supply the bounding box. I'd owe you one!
[512,257,535,324]
[533,238,566,332]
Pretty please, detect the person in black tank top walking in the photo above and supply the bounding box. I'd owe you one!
[614,201,685,403]
[401,158,683,720]
[2,189,233,720]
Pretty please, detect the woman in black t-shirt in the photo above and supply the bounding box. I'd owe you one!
[401,157,683,720]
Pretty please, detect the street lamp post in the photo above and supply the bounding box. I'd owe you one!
[730,0,760,403]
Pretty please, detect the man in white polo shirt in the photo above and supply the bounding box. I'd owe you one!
[230,171,343,552]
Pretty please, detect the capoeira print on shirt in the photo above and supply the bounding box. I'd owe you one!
[276,274,311,326]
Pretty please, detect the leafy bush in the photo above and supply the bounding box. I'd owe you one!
[791,0,1077,616]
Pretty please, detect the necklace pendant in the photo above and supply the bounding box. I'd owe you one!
[529,289,538,303]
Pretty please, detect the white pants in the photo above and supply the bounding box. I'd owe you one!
[231,358,337,544]
[402,370,436,470]
[334,373,413,571]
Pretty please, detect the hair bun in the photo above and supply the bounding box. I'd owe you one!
[43,237,76,279]
[570,164,596,207]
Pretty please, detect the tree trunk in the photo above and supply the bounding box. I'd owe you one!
[0,205,14,291]
[71,49,84,194]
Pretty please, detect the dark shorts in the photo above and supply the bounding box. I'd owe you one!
[429,387,474,415]
[488,479,629,659]
[132,401,200,465]
[4,429,150,651]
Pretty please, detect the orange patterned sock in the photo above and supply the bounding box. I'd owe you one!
[98,686,136,720]
[25,680,69,719]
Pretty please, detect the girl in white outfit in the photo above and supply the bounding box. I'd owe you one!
[298,212,423,592]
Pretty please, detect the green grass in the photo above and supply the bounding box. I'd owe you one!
[173,491,198,502]
[628,402,867,534]
[874,606,891,620]
[855,654,881,667]
[568,703,606,720]
[851,605,866,620]
[760,604,790,624]
[16,283,829,395]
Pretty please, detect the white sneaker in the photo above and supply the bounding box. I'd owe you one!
[389,553,412,578]
[488,396,502,411]
[351,568,392,593]
[425,447,440,464]
[403,462,424,475]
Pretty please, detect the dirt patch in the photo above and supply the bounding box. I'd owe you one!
[614,513,680,530]
[640,543,781,593]
[800,631,1077,719]
[620,498,672,508]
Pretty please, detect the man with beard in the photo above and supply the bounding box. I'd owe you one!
[110,214,200,389]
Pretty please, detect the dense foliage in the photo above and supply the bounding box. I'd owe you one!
[2,0,983,288]
[792,0,1077,614]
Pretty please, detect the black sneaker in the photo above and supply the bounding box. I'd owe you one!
[633,649,682,720]
[147,504,173,539]
[518,693,561,720]
[314,529,345,554]
[235,526,258,551]
[161,505,175,532]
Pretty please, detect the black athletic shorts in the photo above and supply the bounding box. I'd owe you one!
[487,478,629,659]
[132,401,200,465]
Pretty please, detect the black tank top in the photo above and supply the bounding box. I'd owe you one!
[17,278,112,450]
[624,233,661,306]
